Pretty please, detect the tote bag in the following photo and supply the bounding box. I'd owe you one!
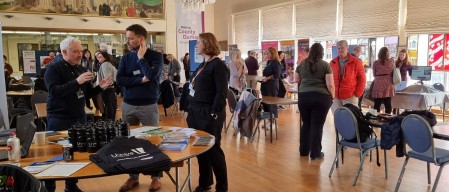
[392,68,401,85]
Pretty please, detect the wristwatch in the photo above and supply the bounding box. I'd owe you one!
[211,113,218,119]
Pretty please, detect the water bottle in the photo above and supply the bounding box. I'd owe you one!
[7,131,21,163]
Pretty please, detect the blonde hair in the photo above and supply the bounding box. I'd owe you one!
[267,47,279,61]
[230,49,243,64]
[167,54,177,61]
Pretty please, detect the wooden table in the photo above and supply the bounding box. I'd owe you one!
[431,123,449,141]
[6,89,33,96]
[261,96,298,143]
[12,128,213,192]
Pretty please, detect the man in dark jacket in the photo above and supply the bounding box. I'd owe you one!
[44,36,113,192]
[116,24,163,192]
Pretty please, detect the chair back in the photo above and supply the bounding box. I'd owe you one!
[227,89,238,113]
[0,164,48,192]
[401,114,434,154]
[433,83,445,92]
[334,107,358,141]
[30,90,48,110]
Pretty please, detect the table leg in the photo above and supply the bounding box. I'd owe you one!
[270,104,273,143]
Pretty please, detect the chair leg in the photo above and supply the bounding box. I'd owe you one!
[432,164,448,192]
[274,119,278,140]
[225,113,234,133]
[353,150,371,186]
[329,145,343,177]
[250,121,261,143]
[384,149,388,179]
[427,162,431,185]
[394,156,410,192]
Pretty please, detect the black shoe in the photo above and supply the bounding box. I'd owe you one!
[311,152,324,160]
[193,186,211,192]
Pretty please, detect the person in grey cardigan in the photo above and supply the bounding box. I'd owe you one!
[166,54,181,82]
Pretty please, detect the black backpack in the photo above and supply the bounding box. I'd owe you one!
[343,103,374,142]
[343,103,381,166]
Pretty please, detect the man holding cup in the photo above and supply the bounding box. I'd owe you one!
[44,36,113,192]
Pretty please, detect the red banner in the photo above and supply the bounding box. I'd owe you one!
[428,34,444,70]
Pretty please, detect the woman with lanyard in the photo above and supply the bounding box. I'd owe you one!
[260,47,281,126]
[187,33,229,192]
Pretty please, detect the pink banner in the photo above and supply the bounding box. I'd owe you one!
[261,41,278,62]
[428,34,444,70]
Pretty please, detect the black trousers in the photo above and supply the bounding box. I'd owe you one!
[374,97,392,114]
[298,92,332,158]
[187,103,228,191]
[101,88,117,120]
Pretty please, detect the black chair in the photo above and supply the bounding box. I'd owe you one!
[30,91,48,130]
[433,83,445,92]
[0,164,48,192]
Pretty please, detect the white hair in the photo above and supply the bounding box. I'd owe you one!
[60,36,81,51]
[336,40,348,48]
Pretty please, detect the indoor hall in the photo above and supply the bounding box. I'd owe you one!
[1,0,449,192]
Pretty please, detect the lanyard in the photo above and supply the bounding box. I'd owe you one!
[191,57,216,87]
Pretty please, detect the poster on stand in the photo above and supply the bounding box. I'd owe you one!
[326,41,335,61]
[189,40,203,72]
[369,38,377,67]
[385,36,399,60]
[176,3,202,74]
[297,39,310,64]
[22,50,36,74]
[357,39,369,67]
[428,34,444,70]
[407,36,418,65]
[280,40,295,67]
[261,41,278,63]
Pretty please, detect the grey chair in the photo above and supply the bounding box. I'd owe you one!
[30,90,48,130]
[224,89,238,133]
[433,83,445,92]
[395,114,449,192]
[329,107,388,186]
[30,90,48,111]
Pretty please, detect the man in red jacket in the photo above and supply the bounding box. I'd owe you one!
[330,40,366,113]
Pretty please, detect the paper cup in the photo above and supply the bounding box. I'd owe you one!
[34,132,46,146]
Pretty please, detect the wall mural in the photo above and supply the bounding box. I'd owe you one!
[0,0,164,19]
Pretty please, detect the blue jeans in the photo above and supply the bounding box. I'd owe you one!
[47,116,86,131]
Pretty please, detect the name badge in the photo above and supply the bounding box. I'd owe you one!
[77,89,85,99]
[189,83,195,97]
[133,70,141,75]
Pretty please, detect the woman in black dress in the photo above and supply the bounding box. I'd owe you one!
[261,47,281,119]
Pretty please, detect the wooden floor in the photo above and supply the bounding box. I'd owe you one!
[55,98,449,192]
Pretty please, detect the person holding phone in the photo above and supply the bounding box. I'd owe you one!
[116,24,164,192]
[44,36,113,192]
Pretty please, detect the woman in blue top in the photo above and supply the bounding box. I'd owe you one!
[297,43,335,160]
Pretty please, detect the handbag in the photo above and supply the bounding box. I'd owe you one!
[392,67,401,85]
[364,81,374,101]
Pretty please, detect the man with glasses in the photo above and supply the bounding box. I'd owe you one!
[44,36,113,192]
